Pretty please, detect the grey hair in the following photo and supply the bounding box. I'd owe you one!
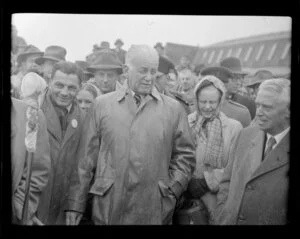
[125,44,159,68]
[258,78,290,106]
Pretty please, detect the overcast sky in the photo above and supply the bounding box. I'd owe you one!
[12,14,291,62]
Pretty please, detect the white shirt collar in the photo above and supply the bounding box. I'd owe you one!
[66,104,72,113]
[266,126,290,151]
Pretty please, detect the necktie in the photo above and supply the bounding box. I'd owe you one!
[134,94,142,107]
[264,136,276,160]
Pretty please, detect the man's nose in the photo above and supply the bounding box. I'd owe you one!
[60,87,69,95]
[144,72,153,82]
[103,74,109,83]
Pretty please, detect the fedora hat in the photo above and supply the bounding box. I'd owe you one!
[158,56,175,75]
[200,66,233,83]
[75,60,94,77]
[17,45,43,65]
[220,57,248,75]
[154,42,164,49]
[114,38,124,46]
[35,45,67,65]
[246,69,273,87]
[87,49,123,75]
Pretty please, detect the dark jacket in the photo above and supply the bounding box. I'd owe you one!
[37,91,85,225]
[214,126,289,225]
[231,93,256,120]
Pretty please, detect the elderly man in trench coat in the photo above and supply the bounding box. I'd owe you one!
[66,45,196,225]
[213,78,290,225]
[11,98,51,224]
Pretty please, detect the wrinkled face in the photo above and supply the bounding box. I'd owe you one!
[127,64,157,95]
[49,70,80,108]
[255,88,289,135]
[180,57,190,67]
[77,89,95,113]
[197,85,221,119]
[41,60,57,82]
[94,69,119,94]
[22,54,41,73]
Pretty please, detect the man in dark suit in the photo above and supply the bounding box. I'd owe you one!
[213,78,290,225]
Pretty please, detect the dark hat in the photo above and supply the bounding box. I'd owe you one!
[75,60,94,77]
[158,56,175,75]
[17,44,43,65]
[154,42,164,49]
[114,39,124,46]
[87,49,123,74]
[99,41,110,49]
[246,69,273,87]
[35,45,67,65]
[200,66,233,83]
[220,57,248,75]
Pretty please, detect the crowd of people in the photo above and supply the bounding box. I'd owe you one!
[10,25,290,225]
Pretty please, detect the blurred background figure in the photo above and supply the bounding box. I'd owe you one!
[193,64,206,79]
[113,38,126,64]
[246,69,273,100]
[75,60,94,84]
[11,45,44,99]
[176,55,194,73]
[86,49,123,95]
[220,57,256,120]
[35,45,67,83]
[99,41,110,50]
[174,68,197,113]
[154,42,168,58]
[76,83,99,113]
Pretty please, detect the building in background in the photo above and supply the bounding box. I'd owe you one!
[165,31,291,80]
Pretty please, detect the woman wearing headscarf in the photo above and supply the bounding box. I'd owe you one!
[177,75,242,224]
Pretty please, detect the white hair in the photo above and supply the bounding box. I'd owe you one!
[258,78,290,106]
[125,44,159,69]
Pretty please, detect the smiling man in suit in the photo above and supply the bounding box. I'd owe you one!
[36,61,86,225]
[213,78,290,225]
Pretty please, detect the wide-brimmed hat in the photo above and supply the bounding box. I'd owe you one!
[154,42,164,49]
[114,39,124,46]
[87,49,123,74]
[75,60,94,77]
[158,56,175,75]
[246,69,273,87]
[17,45,43,65]
[220,57,248,76]
[200,66,233,83]
[35,45,67,65]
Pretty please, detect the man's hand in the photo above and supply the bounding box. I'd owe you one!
[66,211,83,225]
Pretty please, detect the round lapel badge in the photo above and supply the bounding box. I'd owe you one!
[71,119,78,128]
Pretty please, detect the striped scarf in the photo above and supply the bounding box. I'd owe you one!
[193,113,225,169]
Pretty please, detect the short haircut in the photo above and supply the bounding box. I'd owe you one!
[125,45,159,69]
[258,78,290,106]
[51,61,83,85]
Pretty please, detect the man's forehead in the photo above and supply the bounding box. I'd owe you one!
[53,70,79,83]
[95,69,118,74]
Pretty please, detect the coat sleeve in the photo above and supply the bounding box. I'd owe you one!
[13,109,51,220]
[66,101,100,213]
[168,104,196,199]
[211,127,242,224]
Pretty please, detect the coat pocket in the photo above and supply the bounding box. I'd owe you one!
[89,177,114,197]
[158,180,176,224]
